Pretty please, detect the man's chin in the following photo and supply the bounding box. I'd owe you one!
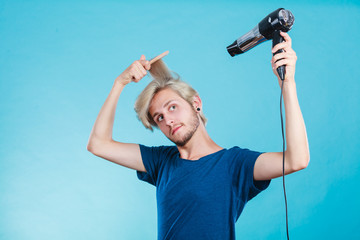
[168,135,189,147]
[174,134,196,147]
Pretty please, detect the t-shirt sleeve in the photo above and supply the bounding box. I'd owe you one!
[136,144,170,186]
[229,147,271,202]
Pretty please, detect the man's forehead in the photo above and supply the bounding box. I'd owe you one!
[149,89,182,114]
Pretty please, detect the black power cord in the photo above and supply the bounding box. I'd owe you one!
[279,79,289,240]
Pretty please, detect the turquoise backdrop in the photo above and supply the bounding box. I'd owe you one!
[1,0,359,239]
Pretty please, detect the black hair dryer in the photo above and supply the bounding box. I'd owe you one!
[226,8,295,80]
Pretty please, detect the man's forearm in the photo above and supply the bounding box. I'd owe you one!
[283,79,310,170]
[87,80,125,147]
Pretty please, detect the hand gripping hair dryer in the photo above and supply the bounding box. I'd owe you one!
[226,8,295,80]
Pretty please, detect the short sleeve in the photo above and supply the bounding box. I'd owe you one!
[136,144,176,186]
[229,147,271,202]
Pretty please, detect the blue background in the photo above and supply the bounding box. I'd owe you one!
[1,0,359,239]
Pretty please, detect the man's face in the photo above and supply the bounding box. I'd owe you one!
[149,88,200,147]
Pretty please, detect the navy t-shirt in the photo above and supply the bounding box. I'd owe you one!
[136,144,271,240]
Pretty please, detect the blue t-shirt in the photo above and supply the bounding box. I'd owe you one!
[136,144,271,240]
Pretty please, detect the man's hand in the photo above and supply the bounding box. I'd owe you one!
[271,31,297,87]
[115,55,151,86]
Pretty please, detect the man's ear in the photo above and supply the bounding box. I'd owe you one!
[192,95,202,110]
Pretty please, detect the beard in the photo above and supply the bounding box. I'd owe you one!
[168,110,200,147]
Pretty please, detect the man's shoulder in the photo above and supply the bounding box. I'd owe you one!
[226,146,263,156]
[141,144,177,150]
[226,146,243,152]
[139,144,178,156]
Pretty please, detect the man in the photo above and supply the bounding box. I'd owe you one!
[87,31,309,239]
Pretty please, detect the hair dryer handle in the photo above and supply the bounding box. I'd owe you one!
[272,30,285,81]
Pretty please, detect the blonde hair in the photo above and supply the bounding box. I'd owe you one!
[134,59,207,131]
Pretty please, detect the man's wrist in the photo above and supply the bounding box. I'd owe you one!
[282,77,296,87]
[114,79,127,90]
[114,78,128,87]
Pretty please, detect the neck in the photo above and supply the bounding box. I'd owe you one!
[176,123,222,160]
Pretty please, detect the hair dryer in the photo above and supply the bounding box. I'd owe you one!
[226,8,294,80]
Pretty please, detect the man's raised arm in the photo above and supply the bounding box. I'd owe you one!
[86,55,151,172]
[253,32,310,181]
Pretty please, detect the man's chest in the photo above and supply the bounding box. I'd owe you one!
[156,161,233,204]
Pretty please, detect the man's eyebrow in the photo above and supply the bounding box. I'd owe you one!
[152,99,176,119]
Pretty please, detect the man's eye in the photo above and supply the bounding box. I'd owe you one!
[158,115,164,122]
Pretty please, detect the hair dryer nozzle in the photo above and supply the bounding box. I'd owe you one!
[227,40,244,57]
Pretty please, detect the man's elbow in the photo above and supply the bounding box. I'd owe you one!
[293,153,310,171]
[87,138,100,154]
[86,135,103,153]
[87,143,94,153]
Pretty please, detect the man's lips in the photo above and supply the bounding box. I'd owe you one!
[172,125,182,135]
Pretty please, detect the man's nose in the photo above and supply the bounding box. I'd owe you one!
[165,116,174,126]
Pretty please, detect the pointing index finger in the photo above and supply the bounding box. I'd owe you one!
[149,50,169,64]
